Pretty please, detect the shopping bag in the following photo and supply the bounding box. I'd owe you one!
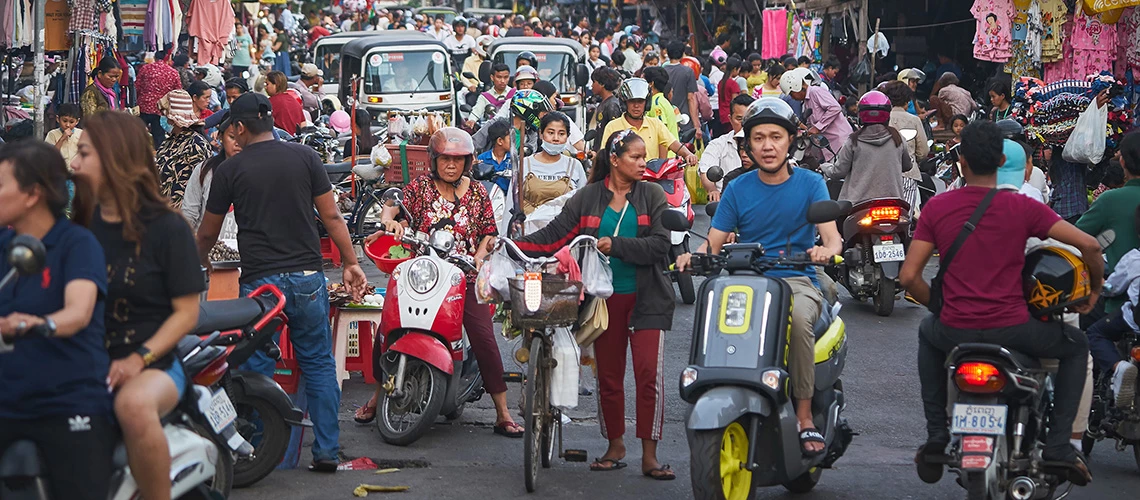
[1062,101,1109,165]
[476,247,519,303]
[550,326,580,409]
[684,163,708,206]
[578,245,613,299]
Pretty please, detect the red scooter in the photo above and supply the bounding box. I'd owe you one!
[367,188,486,446]
[644,156,696,304]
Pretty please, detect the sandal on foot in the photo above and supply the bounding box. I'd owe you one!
[590,458,627,471]
[799,428,826,457]
[353,404,376,424]
[642,465,676,480]
[493,421,524,438]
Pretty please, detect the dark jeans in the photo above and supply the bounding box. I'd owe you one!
[918,315,1088,460]
[1086,311,1134,374]
[140,113,165,149]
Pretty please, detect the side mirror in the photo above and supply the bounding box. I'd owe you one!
[478,61,492,85]
[805,200,851,225]
[575,63,590,88]
[462,71,477,79]
[927,139,935,148]
[660,209,691,232]
[7,235,46,276]
[583,129,598,143]
[705,202,719,217]
[472,161,495,180]
[677,114,691,126]
[811,134,831,150]
[678,127,695,144]
[460,104,473,113]
[380,187,403,208]
[706,166,724,183]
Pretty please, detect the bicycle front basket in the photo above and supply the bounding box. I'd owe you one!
[507,277,582,329]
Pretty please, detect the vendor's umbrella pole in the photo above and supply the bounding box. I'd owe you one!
[33,0,46,138]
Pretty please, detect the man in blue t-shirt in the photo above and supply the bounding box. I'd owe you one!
[679,97,842,457]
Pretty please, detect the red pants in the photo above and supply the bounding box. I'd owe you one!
[595,294,665,441]
[464,285,507,394]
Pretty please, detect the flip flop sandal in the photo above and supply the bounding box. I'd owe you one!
[354,404,376,424]
[642,465,676,480]
[799,428,826,457]
[590,458,628,472]
[493,421,525,438]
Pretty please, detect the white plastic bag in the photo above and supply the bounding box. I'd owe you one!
[549,326,580,410]
[578,245,613,299]
[370,143,392,166]
[482,247,519,302]
[1062,101,1108,165]
[524,191,575,235]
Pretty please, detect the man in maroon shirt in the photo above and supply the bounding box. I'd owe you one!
[900,120,1103,484]
[136,51,184,148]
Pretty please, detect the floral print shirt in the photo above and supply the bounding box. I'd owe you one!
[401,174,498,282]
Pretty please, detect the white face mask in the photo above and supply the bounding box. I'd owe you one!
[541,142,565,156]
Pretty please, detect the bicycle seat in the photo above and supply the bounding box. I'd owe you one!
[325,161,354,175]
[193,298,264,335]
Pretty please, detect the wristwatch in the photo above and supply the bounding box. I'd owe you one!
[135,346,159,367]
[42,317,57,337]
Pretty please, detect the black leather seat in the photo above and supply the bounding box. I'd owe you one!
[193,298,263,335]
[952,343,1042,370]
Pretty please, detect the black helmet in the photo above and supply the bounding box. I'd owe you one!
[1023,246,1091,318]
[516,51,538,68]
[742,97,799,136]
[996,119,1024,140]
[452,16,468,28]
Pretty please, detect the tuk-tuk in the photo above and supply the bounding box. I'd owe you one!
[484,38,590,130]
[414,6,458,24]
[339,32,458,124]
[312,32,375,113]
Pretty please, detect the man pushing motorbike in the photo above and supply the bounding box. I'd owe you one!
[677,97,842,456]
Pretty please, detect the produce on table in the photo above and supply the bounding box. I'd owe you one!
[208,241,240,262]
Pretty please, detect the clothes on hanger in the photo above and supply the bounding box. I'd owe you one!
[120,0,148,37]
[187,0,236,65]
[761,8,788,59]
[971,0,1015,62]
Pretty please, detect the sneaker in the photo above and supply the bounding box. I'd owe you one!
[1112,362,1138,409]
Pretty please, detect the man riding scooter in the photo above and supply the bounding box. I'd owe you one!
[678,97,842,456]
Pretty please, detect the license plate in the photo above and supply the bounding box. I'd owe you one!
[206,389,238,433]
[951,404,1007,435]
[872,243,905,262]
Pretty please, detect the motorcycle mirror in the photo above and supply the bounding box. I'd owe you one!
[927,139,935,148]
[478,61,492,85]
[705,202,719,217]
[811,134,831,150]
[7,234,46,276]
[460,104,473,113]
[806,200,851,224]
[678,127,696,144]
[660,210,691,232]
[380,187,404,208]
[677,114,691,126]
[583,129,598,143]
[472,161,496,180]
[706,166,724,183]
[462,71,477,79]
[899,129,918,142]
[575,63,590,88]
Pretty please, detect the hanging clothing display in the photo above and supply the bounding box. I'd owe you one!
[119,0,148,37]
[1005,40,1042,80]
[1069,8,1116,80]
[69,0,97,33]
[761,9,788,59]
[1012,0,1031,40]
[45,0,71,51]
[1116,7,1140,78]
[1039,0,1068,62]
[1043,19,1073,82]
[187,0,236,65]
[971,0,1016,62]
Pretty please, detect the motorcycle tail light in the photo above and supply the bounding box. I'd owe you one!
[859,206,901,226]
[1130,347,1140,363]
[954,362,1006,394]
[193,356,230,387]
[879,235,895,243]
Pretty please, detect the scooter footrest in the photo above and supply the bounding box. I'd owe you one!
[502,372,524,383]
[563,449,588,462]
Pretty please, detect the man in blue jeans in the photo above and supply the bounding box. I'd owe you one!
[196,93,367,472]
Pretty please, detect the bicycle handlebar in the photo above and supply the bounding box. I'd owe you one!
[496,235,598,267]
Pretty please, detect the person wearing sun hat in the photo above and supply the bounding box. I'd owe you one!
[156,89,210,209]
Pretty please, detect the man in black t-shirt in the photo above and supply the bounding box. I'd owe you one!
[195,93,366,473]
[663,42,702,142]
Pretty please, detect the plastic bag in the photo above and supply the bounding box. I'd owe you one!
[549,326,580,410]
[480,247,519,302]
[578,245,613,299]
[1062,101,1108,165]
[370,143,392,167]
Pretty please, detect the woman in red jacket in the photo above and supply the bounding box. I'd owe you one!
[265,71,308,135]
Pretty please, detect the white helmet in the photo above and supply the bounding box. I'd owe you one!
[474,35,494,57]
[779,67,815,94]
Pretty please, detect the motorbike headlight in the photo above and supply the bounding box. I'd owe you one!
[681,367,698,387]
[407,259,439,294]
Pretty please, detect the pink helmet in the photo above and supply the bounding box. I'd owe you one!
[329,110,351,134]
[857,90,892,125]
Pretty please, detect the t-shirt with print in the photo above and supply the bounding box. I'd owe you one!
[90,210,205,363]
[1039,0,1068,62]
[971,0,1015,62]
[1011,0,1031,41]
[711,168,830,285]
[523,154,588,190]
[913,187,1061,330]
[206,140,332,283]
[0,220,111,419]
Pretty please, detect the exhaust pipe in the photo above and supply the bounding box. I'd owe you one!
[1009,476,1035,500]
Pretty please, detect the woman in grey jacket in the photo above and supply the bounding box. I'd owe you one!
[820,90,913,205]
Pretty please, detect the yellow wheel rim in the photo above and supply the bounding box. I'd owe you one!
[720,422,753,500]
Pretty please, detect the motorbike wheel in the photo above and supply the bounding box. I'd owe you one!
[444,404,465,421]
[182,422,235,500]
[689,422,755,500]
[353,192,386,240]
[377,359,448,446]
[523,337,547,493]
[873,278,895,317]
[965,471,988,500]
[231,396,290,488]
[782,467,822,494]
[677,271,696,305]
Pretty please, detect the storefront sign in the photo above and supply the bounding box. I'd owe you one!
[1084,0,1140,14]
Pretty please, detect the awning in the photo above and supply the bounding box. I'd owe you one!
[1083,0,1140,14]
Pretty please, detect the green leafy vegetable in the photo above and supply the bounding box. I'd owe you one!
[387,245,411,259]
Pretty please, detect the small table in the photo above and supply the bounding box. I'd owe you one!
[330,307,382,388]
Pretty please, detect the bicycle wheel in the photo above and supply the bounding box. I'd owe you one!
[352,187,385,239]
[523,336,545,493]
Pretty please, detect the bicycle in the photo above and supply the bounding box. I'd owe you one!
[496,236,596,492]
[318,160,401,242]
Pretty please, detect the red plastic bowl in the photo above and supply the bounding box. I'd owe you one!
[365,234,412,274]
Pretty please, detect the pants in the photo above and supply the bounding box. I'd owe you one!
[140,113,165,149]
[917,315,1087,460]
[1087,311,1132,375]
[0,414,116,500]
[595,293,665,441]
[242,271,341,462]
[463,284,507,394]
[786,277,824,400]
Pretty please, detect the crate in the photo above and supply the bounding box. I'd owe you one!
[507,278,582,329]
[273,327,301,394]
[384,144,431,184]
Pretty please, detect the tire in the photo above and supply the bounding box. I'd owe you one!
[182,422,235,500]
[1133,444,1140,473]
[523,337,546,493]
[444,404,465,421]
[677,272,696,305]
[965,471,988,500]
[377,358,448,446]
[873,275,895,317]
[689,423,755,500]
[353,191,385,240]
[231,396,291,488]
[782,467,822,494]
[540,410,556,469]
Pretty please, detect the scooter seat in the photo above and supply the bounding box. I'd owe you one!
[0,440,41,477]
[193,298,264,335]
[951,343,1042,371]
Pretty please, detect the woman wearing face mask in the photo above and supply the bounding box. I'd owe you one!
[182,120,242,231]
[514,112,588,232]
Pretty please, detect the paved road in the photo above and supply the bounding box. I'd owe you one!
[233,213,1140,500]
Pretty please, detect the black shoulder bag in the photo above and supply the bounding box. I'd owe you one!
[928,188,998,319]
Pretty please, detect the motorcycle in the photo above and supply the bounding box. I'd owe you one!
[472,161,511,237]
[292,121,342,164]
[663,201,857,500]
[644,156,695,304]
[1083,330,1140,470]
[0,235,252,500]
[827,197,911,316]
[370,188,486,446]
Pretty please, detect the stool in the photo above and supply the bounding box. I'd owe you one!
[320,237,341,268]
[330,307,381,388]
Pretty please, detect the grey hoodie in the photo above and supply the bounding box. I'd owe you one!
[821,124,913,204]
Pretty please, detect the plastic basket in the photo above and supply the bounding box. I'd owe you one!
[364,234,412,274]
[384,144,431,184]
[507,278,582,328]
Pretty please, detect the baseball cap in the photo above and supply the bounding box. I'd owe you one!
[301,63,323,78]
[514,66,538,81]
[997,139,1028,187]
[229,93,273,121]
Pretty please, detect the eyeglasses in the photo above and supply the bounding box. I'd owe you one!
[609,128,637,154]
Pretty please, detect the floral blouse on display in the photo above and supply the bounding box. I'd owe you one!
[401,174,498,282]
